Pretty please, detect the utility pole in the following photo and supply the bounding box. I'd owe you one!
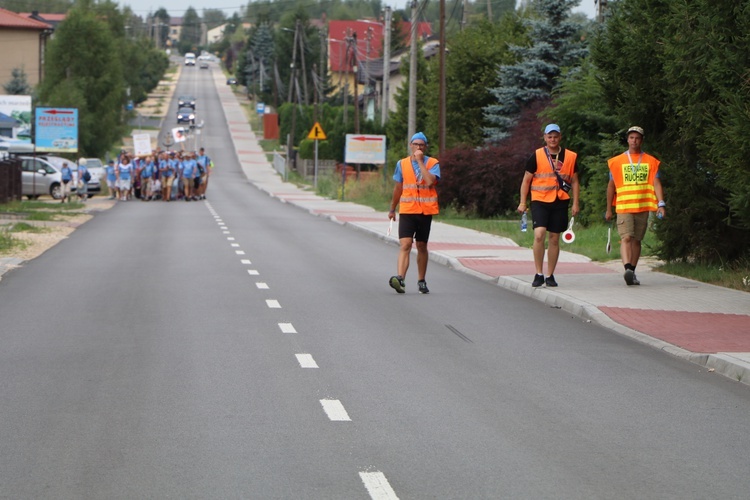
[319,28,327,106]
[438,0,446,157]
[486,0,493,20]
[461,0,469,31]
[298,23,309,105]
[381,6,391,126]
[287,20,299,103]
[352,32,360,134]
[364,26,373,120]
[343,30,351,128]
[407,0,418,145]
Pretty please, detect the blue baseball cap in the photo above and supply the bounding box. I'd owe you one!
[411,132,428,144]
[544,124,561,134]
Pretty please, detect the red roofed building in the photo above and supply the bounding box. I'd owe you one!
[0,8,52,94]
[327,18,432,114]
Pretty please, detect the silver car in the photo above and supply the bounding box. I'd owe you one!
[19,156,63,199]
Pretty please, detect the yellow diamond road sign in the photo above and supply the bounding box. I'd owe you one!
[307,122,327,140]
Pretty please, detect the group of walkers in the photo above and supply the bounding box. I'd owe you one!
[387,125,666,294]
[59,158,91,203]
[105,147,213,202]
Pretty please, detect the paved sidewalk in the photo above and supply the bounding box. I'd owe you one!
[212,69,750,387]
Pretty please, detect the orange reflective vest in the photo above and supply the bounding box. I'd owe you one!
[608,151,659,213]
[399,156,439,215]
[530,148,576,203]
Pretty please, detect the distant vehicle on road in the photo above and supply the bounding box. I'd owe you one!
[184,52,196,66]
[226,77,237,85]
[199,61,208,69]
[178,95,196,109]
[177,107,195,125]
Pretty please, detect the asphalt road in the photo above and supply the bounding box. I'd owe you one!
[1,65,749,499]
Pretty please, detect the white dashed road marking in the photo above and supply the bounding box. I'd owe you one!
[278,323,297,333]
[231,243,240,247]
[227,237,235,241]
[241,259,252,265]
[256,282,269,289]
[320,399,351,421]
[359,472,399,500]
[295,354,318,368]
[235,250,245,255]
[266,299,281,308]
[247,269,259,275]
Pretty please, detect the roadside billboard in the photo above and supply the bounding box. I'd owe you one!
[35,107,79,153]
[344,134,387,164]
[0,95,32,142]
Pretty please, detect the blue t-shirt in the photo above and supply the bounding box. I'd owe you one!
[183,158,196,178]
[142,161,154,178]
[393,156,440,183]
[61,166,72,182]
[106,164,116,181]
[118,163,132,181]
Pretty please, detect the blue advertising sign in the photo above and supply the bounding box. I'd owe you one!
[35,107,78,153]
[256,102,265,115]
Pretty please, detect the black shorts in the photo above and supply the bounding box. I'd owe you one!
[398,213,433,242]
[530,199,569,233]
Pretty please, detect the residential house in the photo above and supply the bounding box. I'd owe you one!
[327,19,434,114]
[0,8,52,94]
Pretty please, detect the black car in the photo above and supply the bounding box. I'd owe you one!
[226,77,237,85]
[177,95,196,109]
[177,107,195,125]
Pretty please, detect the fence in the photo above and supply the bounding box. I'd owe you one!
[273,151,286,180]
[0,156,22,204]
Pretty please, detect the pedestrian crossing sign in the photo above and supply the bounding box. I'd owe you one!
[307,122,327,140]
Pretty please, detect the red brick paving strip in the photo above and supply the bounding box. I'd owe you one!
[459,258,613,277]
[600,307,750,353]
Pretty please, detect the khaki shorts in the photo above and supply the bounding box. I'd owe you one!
[617,211,649,241]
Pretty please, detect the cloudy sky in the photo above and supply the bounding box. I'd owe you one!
[120,0,598,20]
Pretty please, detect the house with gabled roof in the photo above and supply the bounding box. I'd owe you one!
[0,8,52,94]
[327,18,435,114]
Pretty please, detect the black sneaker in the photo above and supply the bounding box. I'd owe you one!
[545,275,558,287]
[624,269,635,286]
[389,275,405,294]
[417,280,430,294]
[632,274,640,285]
[532,274,545,287]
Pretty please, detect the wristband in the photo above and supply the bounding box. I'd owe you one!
[657,200,666,208]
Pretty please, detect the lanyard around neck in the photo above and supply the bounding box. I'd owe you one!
[544,147,561,171]
[625,151,643,175]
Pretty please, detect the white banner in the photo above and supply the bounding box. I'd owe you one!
[132,133,152,156]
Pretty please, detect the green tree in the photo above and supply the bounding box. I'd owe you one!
[37,6,125,158]
[3,67,32,95]
[591,0,750,262]
[484,0,588,141]
[422,15,526,149]
[179,7,201,54]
